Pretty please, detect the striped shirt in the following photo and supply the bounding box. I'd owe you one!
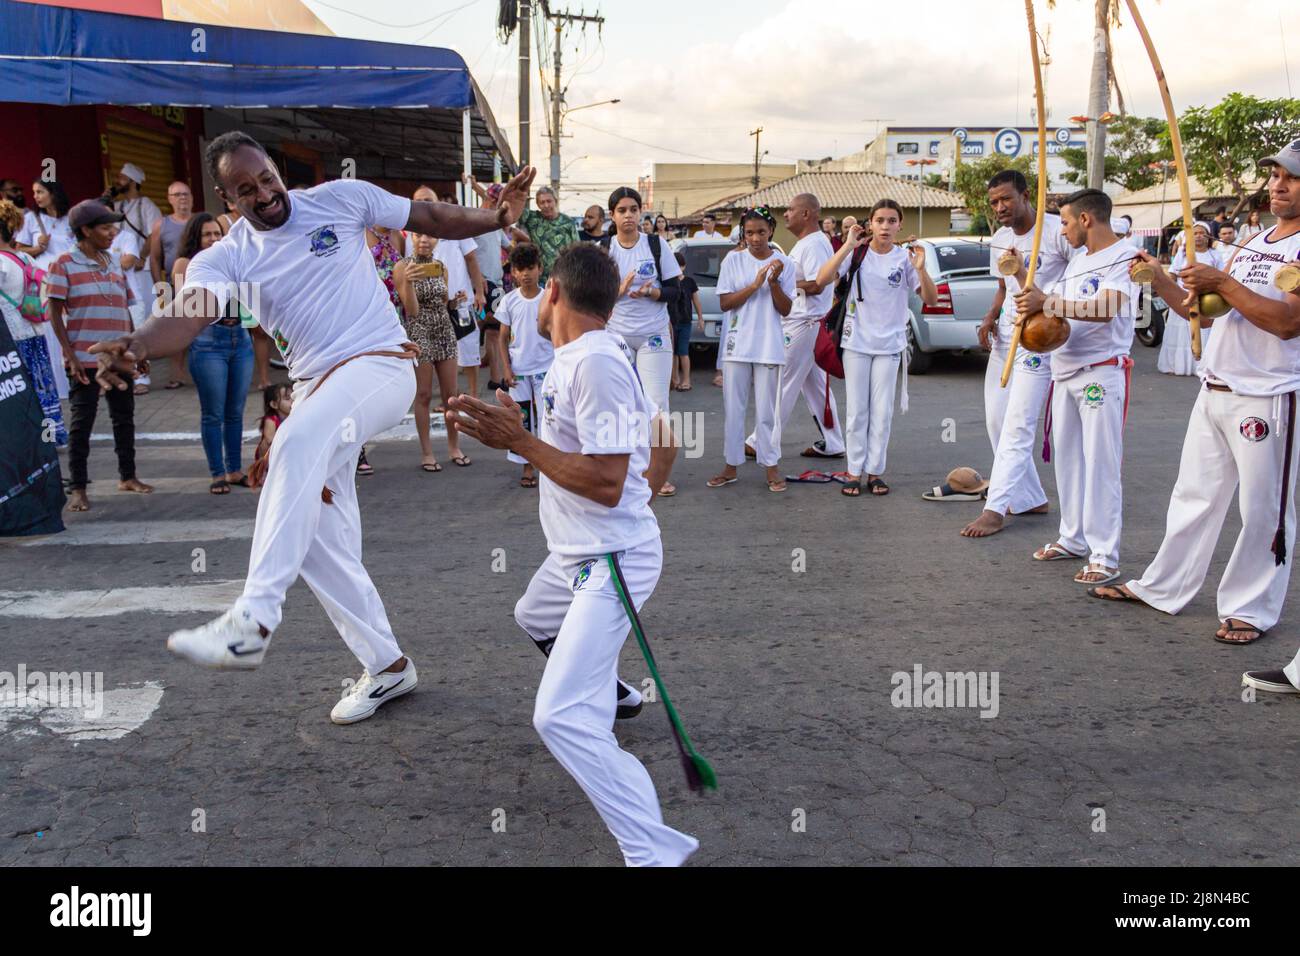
[45,247,135,368]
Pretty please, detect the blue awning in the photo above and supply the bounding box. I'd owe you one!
[0,0,474,110]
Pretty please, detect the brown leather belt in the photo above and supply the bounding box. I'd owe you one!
[1205,381,1232,392]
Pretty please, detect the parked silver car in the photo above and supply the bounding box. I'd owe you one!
[904,237,999,373]
[670,235,742,349]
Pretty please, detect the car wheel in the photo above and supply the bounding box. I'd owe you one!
[1136,307,1165,348]
[906,323,933,374]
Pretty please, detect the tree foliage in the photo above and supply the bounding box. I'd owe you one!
[1173,93,1300,214]
[1061,115,1170,192]
[952,154,1039,235]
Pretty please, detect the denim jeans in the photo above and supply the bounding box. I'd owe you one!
[187,323,254,478]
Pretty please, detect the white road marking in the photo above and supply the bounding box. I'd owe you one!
[8,519,255,547]
[0,581,244,618]
[0,681,164,741]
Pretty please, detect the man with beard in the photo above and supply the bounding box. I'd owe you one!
[91,131,535,725]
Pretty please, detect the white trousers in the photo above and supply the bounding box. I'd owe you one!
[1128,387,1300,632]
[1051,363,1127,568]
[235,353,416,674]
[513,537,699,867]
[615,323,673,415]
[984,346,1051,516]
[724,361,781,466]
[506,371,547,465]
[842,350,900,477]
[747,319,845,456]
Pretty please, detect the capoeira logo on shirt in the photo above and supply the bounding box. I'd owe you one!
[307,226,340,257]
[1240,417,1270,442]
[541,388,557,424]
[725,331,737,355]
[272,328,290,356]
[636,260,656,279]
[1079,276,1101,298]
[842,319,854,340]
[887,267,905,288]
[648,335,665,350]
[783,333,791,348]
[1022,354,1043,370]
[1083,382,1105,408]
[572,559,596,591]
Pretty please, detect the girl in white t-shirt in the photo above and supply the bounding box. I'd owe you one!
[602,185,683,496]
[817,200,938,497]
[708,207,796,492]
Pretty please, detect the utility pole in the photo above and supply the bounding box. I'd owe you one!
[750,126,763,190]
[543,4,605,198]
[518,0,531,166]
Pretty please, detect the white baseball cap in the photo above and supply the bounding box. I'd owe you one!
[120,163,146,185]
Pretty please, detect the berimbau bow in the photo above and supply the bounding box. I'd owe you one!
[1125,0,1201,359]
[1000,0,1049,388]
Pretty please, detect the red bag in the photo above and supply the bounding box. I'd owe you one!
[813,243,868,381]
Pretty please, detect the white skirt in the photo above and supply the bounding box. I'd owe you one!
[1158,313,1197,376]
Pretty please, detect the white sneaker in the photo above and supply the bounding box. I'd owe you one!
[167,608,269,670]
[331,660,418,724]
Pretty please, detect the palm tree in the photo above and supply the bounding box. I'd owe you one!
[1048,0,1126,189]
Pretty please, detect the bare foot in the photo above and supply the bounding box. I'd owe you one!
[66,489,90,512]
[712,375,723,387]
[1218,618,1264,644]
[119,478,154,494]
[1011,502,1050,515]
[960,510,1005,537]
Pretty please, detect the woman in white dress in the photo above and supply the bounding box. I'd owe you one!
[1158,222,1220,376]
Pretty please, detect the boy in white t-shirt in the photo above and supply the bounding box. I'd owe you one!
[1015,188,1139,585]
[91,130,536,726]
[494,243,553,487]
[447,244,700,866]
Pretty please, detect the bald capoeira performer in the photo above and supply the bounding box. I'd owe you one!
[743,193,846,461]
[91,131,535,724]
[447,243,698,866]
[1015,188,1139,585]
[962,170,1073,538]
[1088,141,1300,684]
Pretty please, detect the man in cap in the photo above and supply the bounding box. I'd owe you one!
[107,163,162,303]
[45,200,153,512]
[1088,139,1300,679]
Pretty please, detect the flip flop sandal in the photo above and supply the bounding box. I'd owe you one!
[1087,585,1140,602]
[828,471,854,484]
[922,483,985,501]
[519,475,538,487]
[658,483,677,497]
[744,445,756,459]
[1033,542,1083,561]
[866,478,890,496]
[1074,564,1121,585]
[1215,622,1266,646]
[706,474,738,488]
[452,455,472,467]
[841,479,862,497]
[786,470,835,483]
[767,479,787,493]
[209,479,230,495]
[227,475,251,487]
[422,462,443,473]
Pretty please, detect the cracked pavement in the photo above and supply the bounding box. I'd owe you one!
[2,346,1298,866]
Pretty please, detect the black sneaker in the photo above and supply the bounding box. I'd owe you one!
[616,678,643,720]
[1242,669,1300,695]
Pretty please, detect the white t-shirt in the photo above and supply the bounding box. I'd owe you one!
[716,247,795,365]
[16,210,76,271]
[109,227,156,314]
[990,214,1075,342]
[182,179,411,381]
[496,287,553,375]
[695,229,729,242]
[537,328,660,557]
[471,230,508,285]
[115,196,162,251]
[1200,226,1300,396]
[837,243,919,356]
[788,231,836,326]
[1049,238,1138,380]
[0,249,39,341]
[1170,244,1224,284]
[434,237,478,303]
[606,233,681,337]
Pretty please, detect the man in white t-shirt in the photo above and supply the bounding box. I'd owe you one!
[1016,189,1139,585]
[745,193,845,461]
[109,226,154,392]
[446,243,700,866]
[108,163,162,256]
[962,170,1074,538]
[1088,142,1300,687]
[91,130,536,725]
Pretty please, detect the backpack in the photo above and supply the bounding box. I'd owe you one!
[813,242,869,380]
[599,233,683,310]
[0,250,47,321]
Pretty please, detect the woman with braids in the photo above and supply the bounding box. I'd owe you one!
[600,186,683,496]
[707,206,795,493]
[173,212,253,494]
[0,198,66,444]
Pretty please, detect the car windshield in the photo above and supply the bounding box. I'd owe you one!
[931,242,993,273]
[683,245,733,285]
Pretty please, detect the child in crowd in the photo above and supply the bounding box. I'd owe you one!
[493,243,553,488]
[254,383,293,468]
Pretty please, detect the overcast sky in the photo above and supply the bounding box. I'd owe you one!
[304,0,1298,211]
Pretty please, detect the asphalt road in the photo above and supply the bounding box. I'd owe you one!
[3,343,1298,866]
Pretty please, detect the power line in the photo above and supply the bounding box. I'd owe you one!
[565,117,738,163]
[308,0,483,33]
